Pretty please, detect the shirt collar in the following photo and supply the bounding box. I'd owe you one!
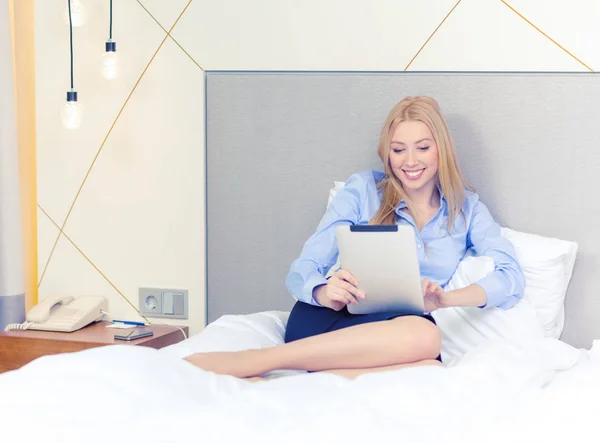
[395,182,446,213]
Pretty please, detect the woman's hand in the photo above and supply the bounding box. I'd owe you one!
[313,269,366,311]
[422,278,448,313]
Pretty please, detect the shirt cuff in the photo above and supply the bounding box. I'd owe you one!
[304,272,328,306]
[473,273,506,309]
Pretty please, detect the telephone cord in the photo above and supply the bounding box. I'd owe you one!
[4,322,33,332]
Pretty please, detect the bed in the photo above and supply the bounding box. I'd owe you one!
[2,72,600,442]
[0,313,599,442]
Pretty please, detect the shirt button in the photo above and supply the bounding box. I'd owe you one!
[417,243,422,248]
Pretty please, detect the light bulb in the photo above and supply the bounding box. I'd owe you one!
[61,92,82,129]
[64,0,87,27]
[102,51,119,80]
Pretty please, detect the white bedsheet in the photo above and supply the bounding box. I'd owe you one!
[1,311,599,443]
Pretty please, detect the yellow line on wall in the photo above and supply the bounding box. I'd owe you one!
[404,0,463,71]
[136,0,204,71]
[37,205,149,323]
[500,0,594,72]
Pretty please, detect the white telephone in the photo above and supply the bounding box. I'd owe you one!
[4,295,108,332]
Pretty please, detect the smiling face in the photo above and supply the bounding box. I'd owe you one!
[389,120,439,198]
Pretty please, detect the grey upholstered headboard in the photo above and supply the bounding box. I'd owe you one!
[206,72,600,349]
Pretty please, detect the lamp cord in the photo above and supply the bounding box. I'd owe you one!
[68,0,74,90]
[109,0,113,40]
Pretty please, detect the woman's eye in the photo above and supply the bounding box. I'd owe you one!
[392,149,405,153]
[418,146,430,151]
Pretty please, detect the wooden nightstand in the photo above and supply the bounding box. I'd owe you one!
[0,321,189,373]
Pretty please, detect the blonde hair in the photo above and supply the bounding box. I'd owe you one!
[369,96,472,231]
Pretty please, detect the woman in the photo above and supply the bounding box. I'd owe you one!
[186,96,525,380]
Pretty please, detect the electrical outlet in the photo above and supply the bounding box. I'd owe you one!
[139,287,188,319]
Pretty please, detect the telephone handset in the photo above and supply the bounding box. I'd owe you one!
[4,295,108,332]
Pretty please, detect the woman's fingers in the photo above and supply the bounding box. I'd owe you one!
[332,270,365,300]
[335,269,359,287]
[422,278,444,297]
[329,289,355,305]
[335,286,362,304]
[422,279,445,306]
[421,278,432,296]
[428,280,443,295]
[336,280,365,300]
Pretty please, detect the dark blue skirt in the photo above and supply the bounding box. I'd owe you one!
[284,301,441,361]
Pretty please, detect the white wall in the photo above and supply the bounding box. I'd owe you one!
[36,0,597,335]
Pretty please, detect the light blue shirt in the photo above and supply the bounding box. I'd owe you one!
[285,170,525,310]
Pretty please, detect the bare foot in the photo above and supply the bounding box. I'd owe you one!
[184,350,267,378]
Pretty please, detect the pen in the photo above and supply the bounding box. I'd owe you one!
[111,319,147,326]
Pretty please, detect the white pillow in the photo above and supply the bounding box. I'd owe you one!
[433,256,545,365]
[500,227,578,339]
[433,227,578,364]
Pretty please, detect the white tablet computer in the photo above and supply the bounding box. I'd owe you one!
[335,224,424,315]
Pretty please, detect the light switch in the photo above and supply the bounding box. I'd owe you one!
[139,287,187,319]
[173,293,184,315]
[162,292,174,315]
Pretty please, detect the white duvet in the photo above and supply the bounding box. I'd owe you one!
[1,311,599,443]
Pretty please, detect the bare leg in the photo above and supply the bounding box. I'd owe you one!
[322,359,443,380]
[246,359,443,382]
[184,316,441,378]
